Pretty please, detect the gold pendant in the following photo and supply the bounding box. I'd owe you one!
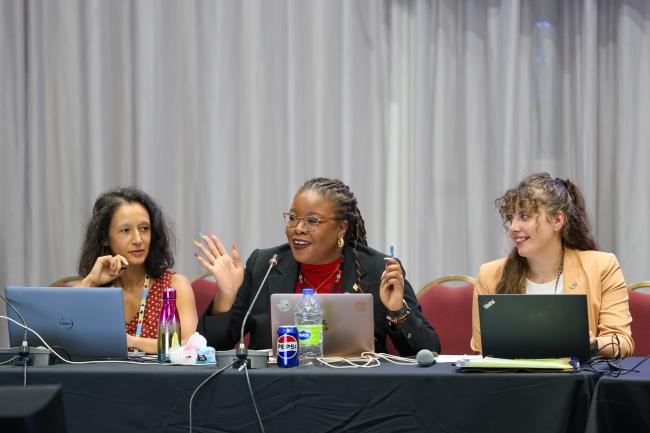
[352,283,359,292]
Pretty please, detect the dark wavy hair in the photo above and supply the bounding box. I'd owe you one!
[495,173,597,294]
[299,178,368,290]
[78,187,175,281]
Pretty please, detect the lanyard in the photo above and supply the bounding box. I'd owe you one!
[135,275,150,337]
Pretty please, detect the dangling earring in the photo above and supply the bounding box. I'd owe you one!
[337,235,345,248]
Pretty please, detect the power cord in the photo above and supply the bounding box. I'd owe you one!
[0,356,19,366]
[0,315,168,366]
[242,362,265,433]
[317,352,418,369]
[576,334,649,376]
[188,360,235,433]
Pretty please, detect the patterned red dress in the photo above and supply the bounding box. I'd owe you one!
[125,271,175,338]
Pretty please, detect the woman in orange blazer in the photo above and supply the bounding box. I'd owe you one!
[471,173,633,358]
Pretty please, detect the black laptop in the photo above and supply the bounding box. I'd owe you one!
[478,294,590,362]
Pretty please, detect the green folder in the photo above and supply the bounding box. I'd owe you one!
[456,357,575,371]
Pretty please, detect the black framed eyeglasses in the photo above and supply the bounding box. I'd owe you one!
[283,212,337,231]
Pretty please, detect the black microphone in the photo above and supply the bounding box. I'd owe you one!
[234,254,279,367]
[416,349,438,367]
[0,291,33,364]
[0,292,29,344]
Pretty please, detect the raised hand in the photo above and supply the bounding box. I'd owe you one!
[380,258,405,312]
[193,233,244,312]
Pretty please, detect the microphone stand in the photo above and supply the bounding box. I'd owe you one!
[215,254,278,369]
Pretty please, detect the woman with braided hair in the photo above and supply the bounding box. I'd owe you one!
[470,173,633,358]
[195,177,440,355]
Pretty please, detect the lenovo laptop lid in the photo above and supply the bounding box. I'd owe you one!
[478,294,590,362]
[5,286,128,360]
[270,293,374,358]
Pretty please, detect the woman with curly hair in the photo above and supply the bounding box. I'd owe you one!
[471,173,633,358]
[77,187,197,354]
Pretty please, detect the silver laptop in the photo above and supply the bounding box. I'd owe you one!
[270,293,374,358]
[5,286,128,360]
[478,294,590,362]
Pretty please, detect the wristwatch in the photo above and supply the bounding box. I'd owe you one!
[386,299,411,329]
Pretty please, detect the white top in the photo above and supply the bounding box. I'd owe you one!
[526,274,564,294]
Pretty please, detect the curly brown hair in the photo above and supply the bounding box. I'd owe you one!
[495,173,597,294]
[78,187,175,281]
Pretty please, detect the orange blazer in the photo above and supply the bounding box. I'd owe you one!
[470,248,634,358]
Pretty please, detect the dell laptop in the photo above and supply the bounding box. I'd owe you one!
[5,286,128,361]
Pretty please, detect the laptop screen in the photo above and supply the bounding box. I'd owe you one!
[270,293,374,358]
[478,294,590,362]
[5,286,128,360]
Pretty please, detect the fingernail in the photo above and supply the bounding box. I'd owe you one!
[193,239,201,247]
[208,230,216,237]
[198,231,205,238]
[193,252,199,258]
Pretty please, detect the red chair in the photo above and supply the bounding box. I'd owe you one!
[417,275,475,355]
[191,272,220,317]
[628,282,650,356]
[49,276,82,287]
[191,272,252,347]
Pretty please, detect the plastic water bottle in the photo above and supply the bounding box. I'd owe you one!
[157,288,181,362]
[294,288,323,366]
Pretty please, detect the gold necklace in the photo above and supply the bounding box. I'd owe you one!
[298,263,342,293]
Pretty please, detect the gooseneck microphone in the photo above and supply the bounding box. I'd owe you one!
[0,291,34,365]
[234,254,279,367]
[0,292,28,342]
[416,349,438,367]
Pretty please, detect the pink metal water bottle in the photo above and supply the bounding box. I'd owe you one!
[157,288,181,362]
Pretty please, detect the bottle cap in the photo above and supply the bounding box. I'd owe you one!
[302,288,314,295]
[162,288,177,299]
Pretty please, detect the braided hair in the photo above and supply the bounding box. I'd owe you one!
[495,173,597,294]
[299,178,368,290]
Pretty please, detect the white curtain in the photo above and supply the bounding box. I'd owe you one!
[2,0,649,344]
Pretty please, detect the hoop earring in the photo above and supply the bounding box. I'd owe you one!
[337,235,345,248]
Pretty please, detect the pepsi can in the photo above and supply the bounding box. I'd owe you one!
[277,326,299,368]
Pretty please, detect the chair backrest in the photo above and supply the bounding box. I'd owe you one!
[418,275,475,355]
[49,276,82,287]
[191,272,220,317]
[628,283,650,356]
[629,281,650,294]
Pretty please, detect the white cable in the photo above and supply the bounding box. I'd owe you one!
[0,315,171,366]
[0,356,18,366]
[318,354,380,368]
[317,352,419,369]
[369,352,419,365]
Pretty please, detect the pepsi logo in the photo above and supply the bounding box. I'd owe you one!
[277,334,298,359]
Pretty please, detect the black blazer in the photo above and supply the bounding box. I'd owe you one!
[201,243,440,355]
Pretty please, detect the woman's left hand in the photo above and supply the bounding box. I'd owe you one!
[380,258,405,312]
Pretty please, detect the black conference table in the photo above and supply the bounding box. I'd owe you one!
[586,357,650,433]
[0,359,603,433]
